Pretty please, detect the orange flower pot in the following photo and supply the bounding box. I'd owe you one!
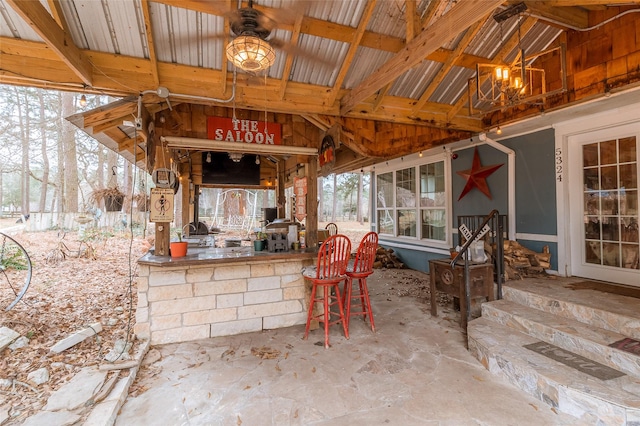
[170,241,188,258]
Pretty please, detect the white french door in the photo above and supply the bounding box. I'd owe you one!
[568,122,640,286]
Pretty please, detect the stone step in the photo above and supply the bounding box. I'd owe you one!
[468,317,640,425]
[503,279,640,340]
[482,299,640,378]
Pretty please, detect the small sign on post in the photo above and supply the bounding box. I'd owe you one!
[149,188,174,223]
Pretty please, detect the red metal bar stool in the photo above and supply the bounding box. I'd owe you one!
[343,232,378,332]
[303,234,351,348]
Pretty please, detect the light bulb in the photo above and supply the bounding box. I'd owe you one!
[255,156,260,165]
[496,126,502,135]
[206,152,212,163]
[79,94,87,107]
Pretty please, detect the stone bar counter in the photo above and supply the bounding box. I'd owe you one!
[135,247,316,345]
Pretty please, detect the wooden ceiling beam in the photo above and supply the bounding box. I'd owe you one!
[522,2,589,29]
[340,0,504,115]
[6,0,93,86]
[79,97,139,128]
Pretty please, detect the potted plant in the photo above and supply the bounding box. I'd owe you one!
[89,187,125,212]
[170,231,188,258]
[253,231,268,251]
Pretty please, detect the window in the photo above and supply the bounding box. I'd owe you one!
[376,159,448,243]
[376,172,394,234]
[420,162,446,241]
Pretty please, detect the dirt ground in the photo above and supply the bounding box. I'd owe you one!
[0,219,448,424]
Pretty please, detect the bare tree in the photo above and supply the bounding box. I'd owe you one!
[61,92,79,212]
[332,173,337,222]
[38,90,50,212]
[14,87,30,216]
[357,173,363,224]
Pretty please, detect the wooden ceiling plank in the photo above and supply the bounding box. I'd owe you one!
[340,0,504,116]
[447,17,538,121]
[326,0,377,107]
[6,0,93,86]
[411,17,488,116]
[141,0,160,87]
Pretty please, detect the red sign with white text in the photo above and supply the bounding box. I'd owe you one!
[207,117,282,145]
[294,177,307,222]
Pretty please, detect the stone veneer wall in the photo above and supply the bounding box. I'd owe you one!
[135,258,314,345]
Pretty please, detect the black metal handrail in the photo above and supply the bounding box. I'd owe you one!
[450,209,504,327]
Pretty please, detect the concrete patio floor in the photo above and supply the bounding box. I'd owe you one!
[116,268,585,425]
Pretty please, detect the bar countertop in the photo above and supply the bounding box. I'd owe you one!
[138,246,318,267]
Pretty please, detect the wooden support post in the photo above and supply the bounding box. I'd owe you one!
[306,158,318,249]
[277,159,286,219]
[153,143,170,256]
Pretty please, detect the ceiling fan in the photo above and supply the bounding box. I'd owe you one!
[220,0,327,73]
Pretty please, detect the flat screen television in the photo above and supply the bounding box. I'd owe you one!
[201,152,260,186]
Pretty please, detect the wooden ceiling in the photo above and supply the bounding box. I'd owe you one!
[1,0,640,172]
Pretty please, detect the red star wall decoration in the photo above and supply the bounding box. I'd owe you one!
[456,147,503,200]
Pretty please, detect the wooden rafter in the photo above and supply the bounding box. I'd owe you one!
[46,0,68,30]
[279,12,304,100]
[326,0,377,107]
[447,17,538,122]
[140,0,159,87]
[411,17,488,116]
[340,0,504,115]
[6,0,93,86]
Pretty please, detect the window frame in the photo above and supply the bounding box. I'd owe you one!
[374,153,451,248]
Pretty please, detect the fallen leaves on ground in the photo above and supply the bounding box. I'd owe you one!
[0,228,149,424]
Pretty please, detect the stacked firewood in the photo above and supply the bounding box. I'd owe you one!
[373,246,404,269]
[502,240,551,280]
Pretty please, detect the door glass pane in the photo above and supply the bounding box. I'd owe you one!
[583,143,599,167]
[600,140,617,165]
[621,244,639,269]
[585,217,600,239]
[601,166,618,190]
[620,137,637,163]
[620,164,637,189]
[584,168,599,190]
